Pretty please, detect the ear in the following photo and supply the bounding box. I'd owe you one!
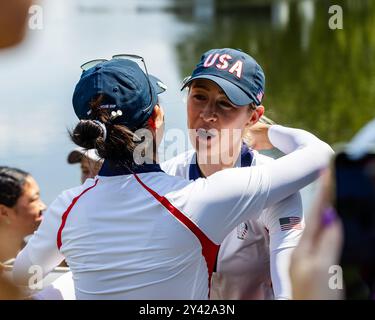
[0,204,8,217]
[0,204,11,224]
[247,105,265,126]
[151,104,165,130]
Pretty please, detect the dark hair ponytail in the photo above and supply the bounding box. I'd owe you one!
[0,167,29,207]
[69,95,145,168]
[70,120,104,150]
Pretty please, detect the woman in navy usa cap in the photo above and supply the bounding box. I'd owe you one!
[13,55,333,299]
[162,48,306,300]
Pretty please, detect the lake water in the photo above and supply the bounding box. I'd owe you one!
[0,0,374,204]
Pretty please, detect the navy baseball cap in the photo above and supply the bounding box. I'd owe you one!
[182,48,265,106]
[72,59,166,129]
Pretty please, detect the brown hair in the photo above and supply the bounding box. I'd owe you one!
[69,95,155,169]
[248,102,257,111]
[243,113,275,148]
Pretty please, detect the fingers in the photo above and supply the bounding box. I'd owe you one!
[316,217,343,265]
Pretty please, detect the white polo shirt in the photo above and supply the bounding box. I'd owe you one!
[13,125,333,299]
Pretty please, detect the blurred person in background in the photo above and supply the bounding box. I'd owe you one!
[67,147,103,184]
[0,167,46,263]
[0,0,32,48]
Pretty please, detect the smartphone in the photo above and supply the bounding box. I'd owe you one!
[334,151,375,299]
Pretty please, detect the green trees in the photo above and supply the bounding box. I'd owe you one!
[175,0,375,144]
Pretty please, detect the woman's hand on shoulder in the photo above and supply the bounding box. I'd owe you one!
[244,122,274,150]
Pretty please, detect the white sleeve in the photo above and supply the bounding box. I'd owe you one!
[168,125,333,244]
[13,195,67,286]
[270,247,295,300]
[263,125,334,208]
[260,192,304,252]
[260,192,303,300]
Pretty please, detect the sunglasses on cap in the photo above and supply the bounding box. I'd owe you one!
[80,54,154,113]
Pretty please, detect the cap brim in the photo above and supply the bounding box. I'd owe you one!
[149,75,167,95]
[67,148,101,164]
[181,75,256,106]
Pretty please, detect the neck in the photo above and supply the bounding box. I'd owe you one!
[0,225,24,263]
[196,141,242,178]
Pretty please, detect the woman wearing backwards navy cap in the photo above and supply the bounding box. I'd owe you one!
[161,48,305,300]
[13,55,333,299]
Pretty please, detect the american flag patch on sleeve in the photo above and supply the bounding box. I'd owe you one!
[279,216,302,231]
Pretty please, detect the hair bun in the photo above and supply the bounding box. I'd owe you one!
[70,120,104,149]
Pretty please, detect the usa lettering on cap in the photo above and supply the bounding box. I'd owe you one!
[203,53,244,78]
